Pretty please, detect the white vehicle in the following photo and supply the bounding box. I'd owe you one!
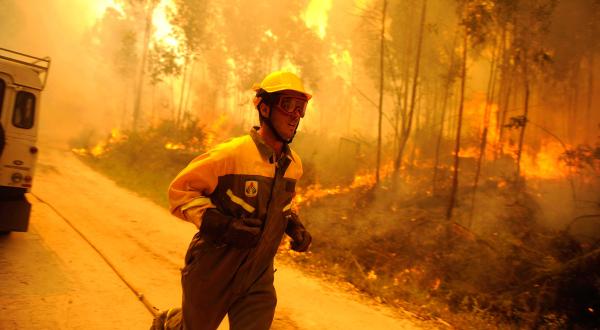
[0,48,50,233]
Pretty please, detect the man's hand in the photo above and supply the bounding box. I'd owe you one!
[200,208,262,248]
[285,213,312,252]
[289,229,312,252]
[223,217,262,248]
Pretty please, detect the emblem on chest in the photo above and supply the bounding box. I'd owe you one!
[245,180,258,197]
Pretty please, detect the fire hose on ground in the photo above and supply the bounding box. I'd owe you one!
[30,192,161,318]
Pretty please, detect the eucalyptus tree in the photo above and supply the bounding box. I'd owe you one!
[446,0,495,221]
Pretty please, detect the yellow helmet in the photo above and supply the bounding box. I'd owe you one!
[252,71,312,100]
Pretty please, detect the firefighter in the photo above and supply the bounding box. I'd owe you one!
[153,71,313,330]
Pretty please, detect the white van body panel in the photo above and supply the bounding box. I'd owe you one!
[0,48,49,232]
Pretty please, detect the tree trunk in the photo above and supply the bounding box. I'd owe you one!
[177,56,189,127]
[132,0,157,132]
[393,28,413,173]
[184,57,196,120]
[426,80,437,138]
[408,95,422,169]
[121,78,131,128]
[516,53,530,179]
[586,53,594,139]
[469,36,500,226]
[384,48,402,161]
[448,83,459,148]
[394,0,427,174]
[393,47,411,172]
[376,0,387,185]
[494,25,507,146]
[446,29,467,221]
[497,23,514,158]
[570,64,580,142]
[151,83,156,125]
[170,79,177,121]
[498,80,512,156]
[433,32,458,195]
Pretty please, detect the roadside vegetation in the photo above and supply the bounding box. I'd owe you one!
[71,121,600,329]
[70,119,208,208]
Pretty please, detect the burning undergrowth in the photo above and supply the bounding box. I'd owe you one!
[71,120,600,328]
[70,119,211,207]
[282,166,600,329]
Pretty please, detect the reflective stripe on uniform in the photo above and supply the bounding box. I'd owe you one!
[181,196,215,212]
[226,189,256,213]
[282,202,292,212]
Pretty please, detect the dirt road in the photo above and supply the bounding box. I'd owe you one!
[0,140,433,329]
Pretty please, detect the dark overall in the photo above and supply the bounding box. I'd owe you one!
[181,155,295,330]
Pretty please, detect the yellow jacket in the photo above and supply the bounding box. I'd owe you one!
[169,127,302,220]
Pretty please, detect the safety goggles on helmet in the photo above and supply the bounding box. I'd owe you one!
[275,95,308,117]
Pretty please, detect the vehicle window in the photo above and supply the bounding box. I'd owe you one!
[0,79,5,117]
[12,91,36,129]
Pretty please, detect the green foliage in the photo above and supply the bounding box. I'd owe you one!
[76,119,206,208]
[286,172,600,328]
[293,131,370,187]
[201,0,325,92]
[148,0,211,84]
[115,30,138,78]
[459,0,495,48]
[148,46,183,84]
[559,143,600,171]
[171,0,210,55]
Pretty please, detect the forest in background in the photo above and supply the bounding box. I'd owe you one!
[3,0,598,328]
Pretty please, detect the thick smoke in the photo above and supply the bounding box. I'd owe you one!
[0,0,125,143]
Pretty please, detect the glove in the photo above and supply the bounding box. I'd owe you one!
[285,213,312,252]
[290,230,312,252]
[200,208,262,248]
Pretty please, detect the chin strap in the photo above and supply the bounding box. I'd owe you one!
[259,104,297,144]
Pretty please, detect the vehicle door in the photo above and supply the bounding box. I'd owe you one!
[0,74,39,190]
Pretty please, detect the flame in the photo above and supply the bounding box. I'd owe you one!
[458,137,571,181]
[302,0,332,39]
[71,148,88,156]
[294,162,394,206]
[456,96,574,181]
[294,184,343,206]
[109,128,127,144]
[497,179,507,188]
[95,0,126,19]
[73,128,128,158]
[354,0,375,11]
[263,29,278,41]
[367,270,378,280]
[91,142,108,157]
[456,146,480,159]
[165,142,186,150]
[204,113,231,148]
[351,162,394,188]
[152,0,181,50]
[520,141,570,180]
[95,0,184,63]
[329,48,353,83]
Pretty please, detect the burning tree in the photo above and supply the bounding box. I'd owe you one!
[77,0,600,328]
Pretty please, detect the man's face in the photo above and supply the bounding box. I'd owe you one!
[268,91,307,141]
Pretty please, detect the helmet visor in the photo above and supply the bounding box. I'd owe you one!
[276,95,307,117]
